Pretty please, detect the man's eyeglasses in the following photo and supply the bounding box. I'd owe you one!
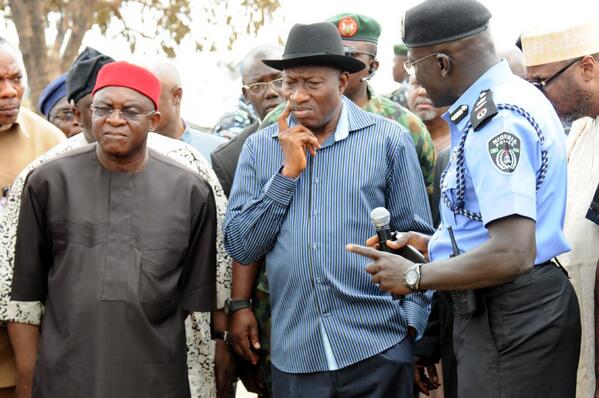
[343,46,376,59]
[243,78,284,95]
[403,52,447,76]
[528,57,583,92]
[91,105,155,121]
[50,109,75,123]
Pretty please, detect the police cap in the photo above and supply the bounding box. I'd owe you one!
[402,0,492,48]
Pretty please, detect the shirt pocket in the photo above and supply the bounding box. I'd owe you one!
[139,231,189,305]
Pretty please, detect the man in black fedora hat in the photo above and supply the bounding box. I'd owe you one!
[223,22,433,398]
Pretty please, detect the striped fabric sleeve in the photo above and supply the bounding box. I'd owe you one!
[223,138,297,265]
[387,129,435,235]
[402,289,434,339]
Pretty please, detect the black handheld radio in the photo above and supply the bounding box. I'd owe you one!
[447,226,478,315]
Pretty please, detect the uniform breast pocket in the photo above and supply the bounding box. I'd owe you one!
[140,247,185,304]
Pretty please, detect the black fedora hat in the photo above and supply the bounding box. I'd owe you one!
[263,22,366,73]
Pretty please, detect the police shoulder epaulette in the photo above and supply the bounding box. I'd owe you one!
[470,89,498,131]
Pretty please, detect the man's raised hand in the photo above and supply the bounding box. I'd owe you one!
[278,102,321,178]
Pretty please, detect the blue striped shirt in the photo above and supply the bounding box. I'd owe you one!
[224,97,434,373]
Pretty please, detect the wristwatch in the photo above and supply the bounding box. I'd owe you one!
[211,330,229,344]
[224,298,253,315]
[403,263,423,292]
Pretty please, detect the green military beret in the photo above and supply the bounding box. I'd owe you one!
[326,13,381,44]
[394,43,408,56]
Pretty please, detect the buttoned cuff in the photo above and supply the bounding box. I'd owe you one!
[264,171,298,206]
[402,296,431,339]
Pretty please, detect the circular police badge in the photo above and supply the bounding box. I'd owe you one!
[338,17,358,37]
[487,132,521,174]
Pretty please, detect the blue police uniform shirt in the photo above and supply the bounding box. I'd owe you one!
[428,60,570,264]
[180,120,227,165]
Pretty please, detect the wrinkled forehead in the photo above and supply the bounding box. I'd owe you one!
[243,60,282,83]
[283,65,341,80]
[342,40,377,55]
[525,60,569,80]
[93,86,154,110]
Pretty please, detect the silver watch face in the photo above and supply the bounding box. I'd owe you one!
[405,269,419,286]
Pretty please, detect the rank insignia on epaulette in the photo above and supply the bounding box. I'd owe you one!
[471,89,498,131]
[450,104,468,124]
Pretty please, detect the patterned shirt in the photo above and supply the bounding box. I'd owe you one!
[224,97,434,373]
[387,79,411,109]
[0,132,231,398]
[212,96,258,140]
[261,89,436,193]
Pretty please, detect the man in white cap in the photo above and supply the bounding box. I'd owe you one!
[522,19,599,398]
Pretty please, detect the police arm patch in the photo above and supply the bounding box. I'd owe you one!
[487,132,521,174]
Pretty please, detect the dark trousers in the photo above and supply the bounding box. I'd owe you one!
[453,263,581,398]
[272,337,414,398]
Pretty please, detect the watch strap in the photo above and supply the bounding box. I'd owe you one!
[225,298,253,314]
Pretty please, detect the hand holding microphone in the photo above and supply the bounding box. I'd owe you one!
[369,207,427,263]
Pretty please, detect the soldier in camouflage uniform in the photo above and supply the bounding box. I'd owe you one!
[388,43,411,108]
[262,14,435,192]
[212,95,259,139]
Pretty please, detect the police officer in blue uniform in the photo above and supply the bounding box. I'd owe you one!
[347,1,581,397]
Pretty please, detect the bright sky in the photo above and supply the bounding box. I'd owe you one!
[1,0,596,127]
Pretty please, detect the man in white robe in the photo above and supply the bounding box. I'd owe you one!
[522,20,599,398]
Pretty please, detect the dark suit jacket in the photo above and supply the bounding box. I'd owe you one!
[211,121,259,198]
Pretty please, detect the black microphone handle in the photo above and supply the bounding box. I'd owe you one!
[376,226,394,253]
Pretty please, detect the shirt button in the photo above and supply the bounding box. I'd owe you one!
[314,177,319,183]
[313,210,318,216]
[323,312,331,318]
[312,243,318,250]
[315,277,321,284]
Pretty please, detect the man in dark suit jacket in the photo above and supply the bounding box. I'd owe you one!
[211,46,284,197]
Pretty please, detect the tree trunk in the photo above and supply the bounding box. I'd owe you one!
[9,0,50,109]
[58,0,98,73]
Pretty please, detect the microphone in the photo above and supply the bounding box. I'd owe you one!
[370,207,394,252]
[370,207,427,263]
[360,69,376,82]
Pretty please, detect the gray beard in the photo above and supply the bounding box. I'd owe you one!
[416,109,438,122]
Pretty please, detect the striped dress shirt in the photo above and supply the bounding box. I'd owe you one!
[224,97,434,373]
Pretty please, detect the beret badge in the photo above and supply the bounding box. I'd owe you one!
[338,17,358,37]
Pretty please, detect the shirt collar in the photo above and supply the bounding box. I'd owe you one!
[181,118,191,139]
[3,110,27,138]
[442,59,511,131]
[271,97,350,142]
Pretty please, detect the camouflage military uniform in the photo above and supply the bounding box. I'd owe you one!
[212,96,259,139]
[261,86,435,192]
[387,80,411,109]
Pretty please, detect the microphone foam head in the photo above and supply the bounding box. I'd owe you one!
[370,207,390,227]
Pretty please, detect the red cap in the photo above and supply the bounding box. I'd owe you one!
[92,61,160,110]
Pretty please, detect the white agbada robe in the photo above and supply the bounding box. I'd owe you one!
[559,116,599,398]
